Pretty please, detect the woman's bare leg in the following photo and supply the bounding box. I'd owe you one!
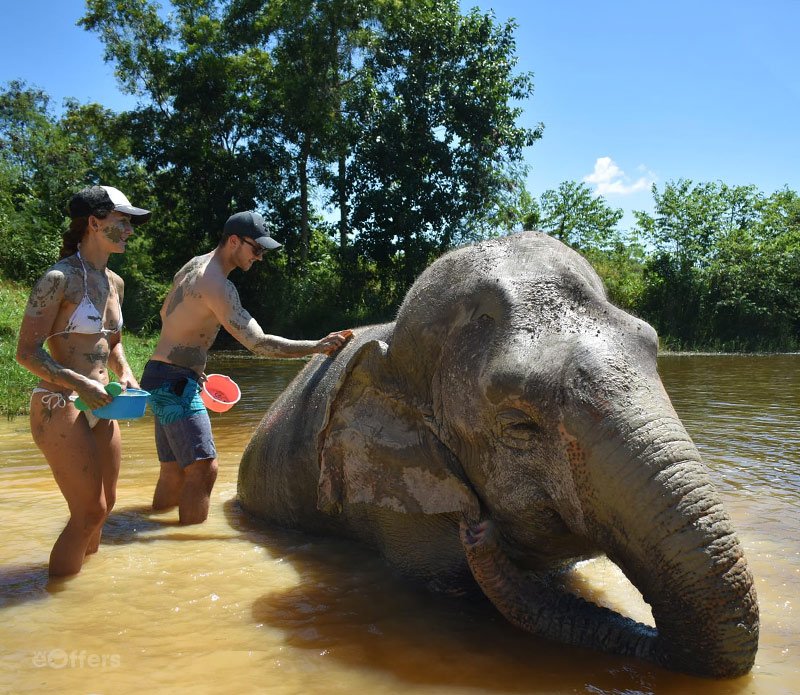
[30,397,107,576]
[86,418,121,554]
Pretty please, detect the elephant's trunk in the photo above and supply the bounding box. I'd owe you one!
[461,520,659,659]
[575,408,759,677]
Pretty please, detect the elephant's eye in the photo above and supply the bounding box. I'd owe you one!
[498,408,543,447]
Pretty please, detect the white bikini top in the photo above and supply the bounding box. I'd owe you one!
[46,250,123,340]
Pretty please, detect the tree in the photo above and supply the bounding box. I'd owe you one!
[347,1,541,293]
[0,80,164,324]
[635,179,732,270]
[635,180,800,350]
[81,0,540,325]
[0,82,66,280]
[0,82,139,281]
[259,0,381,265]
[634,180,729,346]
[82,0,287,270]
[537,180,623,252]
[487,179,541,233]
[703,187,800,349]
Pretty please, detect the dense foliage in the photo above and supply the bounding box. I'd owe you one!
[635,181,800,351]
[0,1,797,352]
[76,0,540,329]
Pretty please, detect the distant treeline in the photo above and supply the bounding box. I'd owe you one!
[1,0,797,351]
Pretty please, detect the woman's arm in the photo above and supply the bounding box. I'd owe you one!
[16,268,110,409]
[107,274,139,388]
[108,336,139,389]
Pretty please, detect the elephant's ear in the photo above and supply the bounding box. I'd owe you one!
[317,339,479,519]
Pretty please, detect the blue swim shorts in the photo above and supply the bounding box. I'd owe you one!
[141,360,217,468]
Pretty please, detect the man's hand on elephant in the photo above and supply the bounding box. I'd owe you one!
[317,330,354,356]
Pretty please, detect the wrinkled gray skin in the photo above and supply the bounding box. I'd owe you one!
[238,231,758,678]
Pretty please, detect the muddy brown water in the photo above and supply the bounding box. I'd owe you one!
[0,353,797,694]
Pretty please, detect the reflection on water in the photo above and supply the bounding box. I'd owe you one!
[0,353,797,694]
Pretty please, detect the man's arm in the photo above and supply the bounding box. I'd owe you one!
[206,279,350,358]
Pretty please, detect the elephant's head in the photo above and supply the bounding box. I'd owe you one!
[317,231,758,677]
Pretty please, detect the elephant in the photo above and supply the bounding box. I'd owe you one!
[237,230,759,678]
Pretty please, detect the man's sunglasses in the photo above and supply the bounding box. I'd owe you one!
[240,237,263,257]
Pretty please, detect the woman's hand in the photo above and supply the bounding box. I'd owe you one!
[117,370,140,390]
[75,379,114,411]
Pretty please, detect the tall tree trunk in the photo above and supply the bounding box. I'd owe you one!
[338,152,348,250]
[299,137,311,266]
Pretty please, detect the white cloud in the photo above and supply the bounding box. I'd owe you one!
[583,156,654,196]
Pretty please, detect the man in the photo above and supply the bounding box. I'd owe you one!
[140,211,352,524]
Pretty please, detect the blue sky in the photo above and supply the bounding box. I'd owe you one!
[2,1,798,230]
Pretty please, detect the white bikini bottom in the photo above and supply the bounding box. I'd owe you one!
[31,388,100,429]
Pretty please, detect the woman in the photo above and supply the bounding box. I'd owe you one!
[16,185,151,576]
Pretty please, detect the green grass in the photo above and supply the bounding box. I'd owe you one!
[0,281,36,419]
[120,333,159,387]
[0,279,158,419]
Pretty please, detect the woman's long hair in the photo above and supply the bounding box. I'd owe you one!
[59,210,109,259]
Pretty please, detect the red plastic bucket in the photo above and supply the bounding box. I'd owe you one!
[201,374,241,413]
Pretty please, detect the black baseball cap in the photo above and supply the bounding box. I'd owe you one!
[69,185,151,225]
[224,211,282,250]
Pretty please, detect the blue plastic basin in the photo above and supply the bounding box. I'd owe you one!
[92,388,151,420]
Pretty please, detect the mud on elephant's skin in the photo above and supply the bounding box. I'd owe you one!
[238,230,759,678]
